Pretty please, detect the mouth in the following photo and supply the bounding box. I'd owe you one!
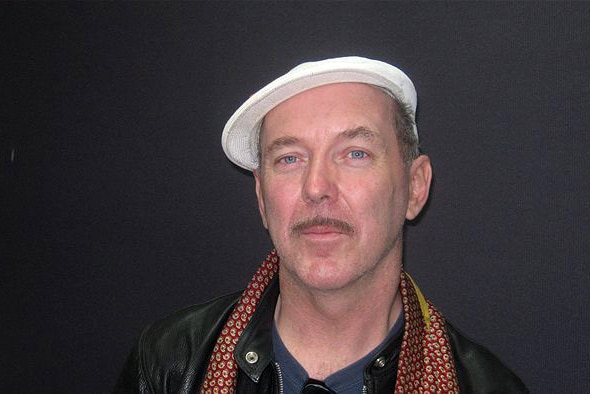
[300,225,344,235]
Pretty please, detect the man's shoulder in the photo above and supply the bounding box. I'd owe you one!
[115,291,242,393]
[146,291,240,336]
[140,290,242,356]
[447,322,529,393]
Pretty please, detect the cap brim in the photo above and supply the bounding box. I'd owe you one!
[222,57,417,171]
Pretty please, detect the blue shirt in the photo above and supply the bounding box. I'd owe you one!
[272,314,403,393]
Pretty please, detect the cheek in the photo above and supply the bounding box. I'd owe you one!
[345,176,389,210]
[262,182,299,228]
[345,177,405,228]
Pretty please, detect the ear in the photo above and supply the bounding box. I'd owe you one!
[405,155,433,220]
[253,170,269,229]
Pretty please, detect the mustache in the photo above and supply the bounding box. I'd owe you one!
[290,216,355,235]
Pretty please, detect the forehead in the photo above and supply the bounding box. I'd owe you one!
[260,83,395,140]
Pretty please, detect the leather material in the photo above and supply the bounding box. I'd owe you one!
[114,277,528,393]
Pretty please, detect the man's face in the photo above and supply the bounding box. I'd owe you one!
[254,83,430,291]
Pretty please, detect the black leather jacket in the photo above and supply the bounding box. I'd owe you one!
[115,277,527,393]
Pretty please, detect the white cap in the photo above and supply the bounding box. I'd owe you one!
[222,56,418,171]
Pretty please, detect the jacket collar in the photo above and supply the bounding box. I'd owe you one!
[235,275,280,382]
[234,275,402,389]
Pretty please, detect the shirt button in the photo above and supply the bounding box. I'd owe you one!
[245,351,259,364]
[373,356,386,368]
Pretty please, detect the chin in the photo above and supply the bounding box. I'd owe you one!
[277,247,366,289]
[296,264,364,292]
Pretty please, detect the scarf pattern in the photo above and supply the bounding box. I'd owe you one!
[395,272,459,393]
[201,251,458,393]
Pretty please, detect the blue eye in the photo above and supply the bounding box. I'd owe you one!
[281,155,298,164]
[349,150,367,159]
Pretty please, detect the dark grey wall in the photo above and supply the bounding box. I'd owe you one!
[2,3,588,392]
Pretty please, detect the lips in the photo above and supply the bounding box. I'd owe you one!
[301,225,344,235]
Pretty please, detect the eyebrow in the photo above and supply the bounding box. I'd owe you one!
[340,126,379,142]
[265,136,300,155]
[339,126,387,150]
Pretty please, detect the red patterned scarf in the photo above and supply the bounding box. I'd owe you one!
[201,250,459,393]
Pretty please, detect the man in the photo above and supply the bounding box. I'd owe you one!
[115,57,527,393]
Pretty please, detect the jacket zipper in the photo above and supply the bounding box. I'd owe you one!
[274,362,369,393]
[274,362,285,394]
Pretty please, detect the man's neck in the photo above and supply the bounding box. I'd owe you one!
[274,261,403,380]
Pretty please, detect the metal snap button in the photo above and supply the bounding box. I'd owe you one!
[373,356,386,368]
[245,351,259,364]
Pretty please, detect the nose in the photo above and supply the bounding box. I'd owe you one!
[302,159,338,204]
